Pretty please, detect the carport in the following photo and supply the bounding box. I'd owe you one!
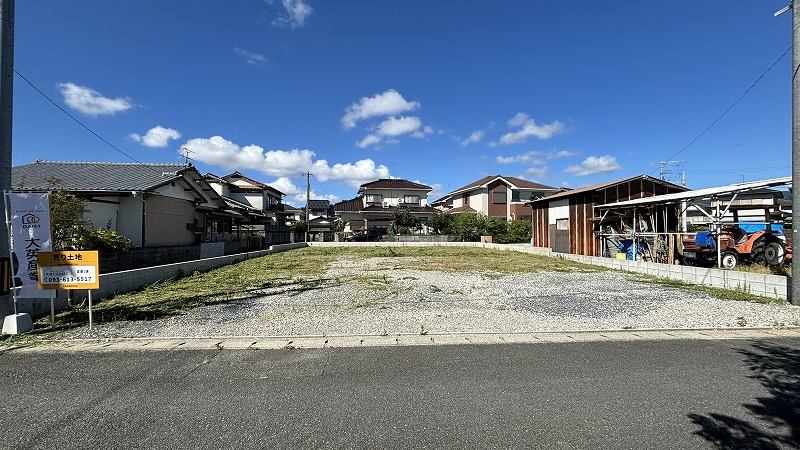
[594,176,791,268]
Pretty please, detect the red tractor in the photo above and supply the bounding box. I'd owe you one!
[680,226,789,269]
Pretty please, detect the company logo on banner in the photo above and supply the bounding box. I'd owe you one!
[7,193,54,298]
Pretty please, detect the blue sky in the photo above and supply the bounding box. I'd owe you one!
[11,1,794,205]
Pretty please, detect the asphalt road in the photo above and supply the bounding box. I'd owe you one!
[1,337,798,449]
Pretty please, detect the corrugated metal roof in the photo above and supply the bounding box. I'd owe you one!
[12,160,192,192]
[596,176,792,209]
[529,175,687,204]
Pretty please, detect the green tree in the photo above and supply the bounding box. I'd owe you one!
[48,189,88,251]
[452,213,484,242]
[391,209,420,234]
[484,216,509,239]
[46,179,133,253]
[290,220,308,233]
[332,218,346,233]
[426,212,454,235]
[496,219,532,244]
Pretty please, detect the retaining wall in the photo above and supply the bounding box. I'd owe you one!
[10,243,307,316]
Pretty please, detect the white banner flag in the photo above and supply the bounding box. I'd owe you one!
[7,193,54,298]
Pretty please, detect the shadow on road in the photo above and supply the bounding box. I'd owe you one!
[688,342,799,449]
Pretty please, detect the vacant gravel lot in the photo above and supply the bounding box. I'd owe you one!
[63,255,800,339]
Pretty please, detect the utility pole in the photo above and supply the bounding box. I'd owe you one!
[0,0,14,317]
[792,1,800,305]
[304,172,310,242]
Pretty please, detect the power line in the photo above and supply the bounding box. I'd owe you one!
[14,69,168,175]
[649,46,792,176]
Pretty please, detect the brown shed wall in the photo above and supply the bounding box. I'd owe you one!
[531,206,549,248]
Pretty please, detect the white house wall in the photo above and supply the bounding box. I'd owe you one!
[119,196,144,247]
[83,200,120,231]
[548,199,570,225]
[365,189,429,206]
[155,183,196,202]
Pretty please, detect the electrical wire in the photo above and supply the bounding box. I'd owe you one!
[13,69,169,176]
[649,46,792,175]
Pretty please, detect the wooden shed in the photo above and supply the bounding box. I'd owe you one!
[530,175,687,256]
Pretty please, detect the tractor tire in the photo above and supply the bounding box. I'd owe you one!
[763,241,786,266]
[720,251,738,269]
[752,237,766,265]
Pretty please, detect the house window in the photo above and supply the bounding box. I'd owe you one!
[365,194,382,204]
[492,191,507,204]
[403,195,420,204]
[556,218,569,231]
[512,191,521,202]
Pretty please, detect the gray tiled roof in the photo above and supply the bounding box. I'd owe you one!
[12,161,193,192]
[449,175,556,195]
[359,179,431,190]
[306,199,331,211]
[332,197,364,212]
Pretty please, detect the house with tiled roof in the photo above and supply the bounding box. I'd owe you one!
[203,171,292,246]
[332,179,439,232]
[432,175,560,222]
[12,160,232,248]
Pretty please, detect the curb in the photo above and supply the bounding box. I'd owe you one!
[3,327,799,353]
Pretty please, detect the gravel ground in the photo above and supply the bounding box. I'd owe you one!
[63,256,800,339]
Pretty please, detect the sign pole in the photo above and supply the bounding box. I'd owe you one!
[88,290,92,329]
[49,289,54,326]
[3,191,17,315]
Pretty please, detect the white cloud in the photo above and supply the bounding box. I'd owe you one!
[378,116,421,137]
[58,82,133,117]
[564,155,622,176]
[356,134,383,149]
[425,183,445,203]
[341,89,420,129]
[496,151,543,165]
[547,150,579,160]
[271,0,313,28]
[525,167,551,179]
[183,135,389,188]
[412,125,434,139]
[312,158,390,185]
[234,47,267,65]
[129,126,181,148]
[461,130,485,147]
[498,112,565,145]
[356,116,431,148]
[270,177,339,204]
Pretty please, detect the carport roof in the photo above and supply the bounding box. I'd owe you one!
[595,176,791,210]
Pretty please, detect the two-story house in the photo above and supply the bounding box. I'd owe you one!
[333,179,439,232]
[204,171,292,246]
[432,175,560,222]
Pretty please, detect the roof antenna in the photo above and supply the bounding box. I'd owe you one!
[181,147,194,166]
